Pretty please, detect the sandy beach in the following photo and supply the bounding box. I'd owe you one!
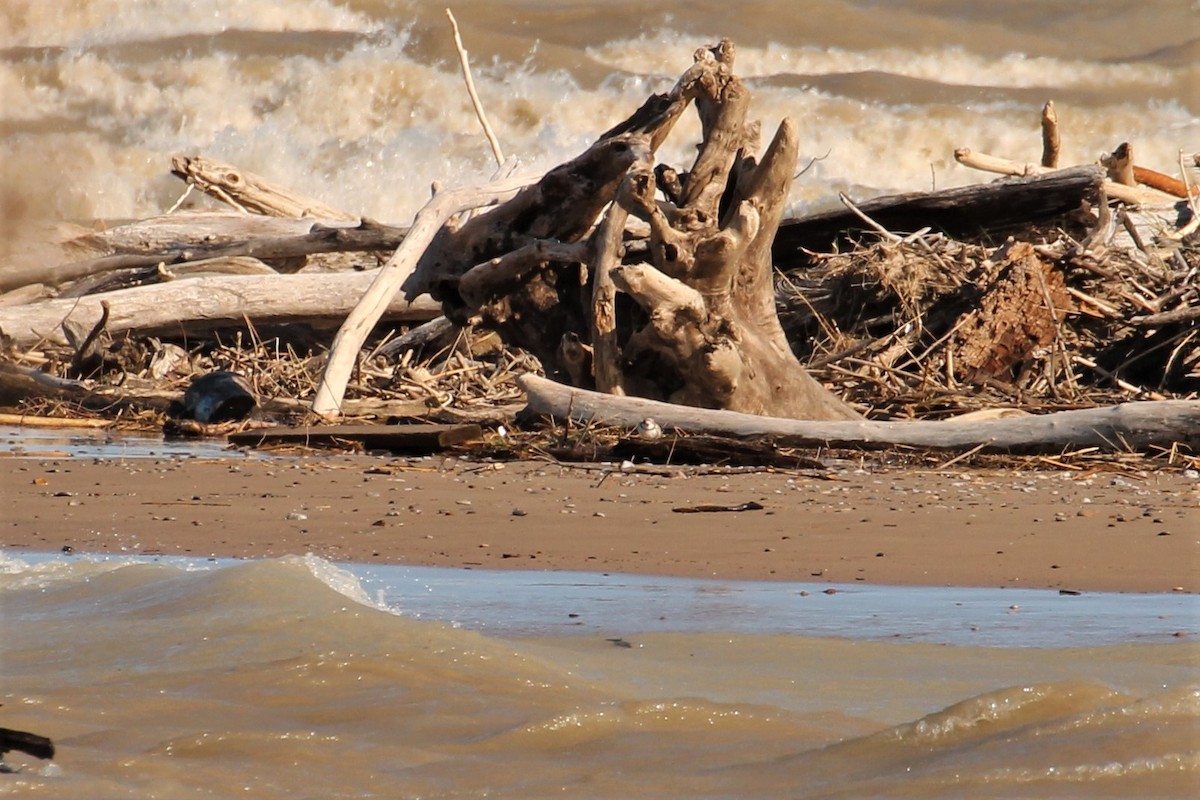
[3,454,1196,593]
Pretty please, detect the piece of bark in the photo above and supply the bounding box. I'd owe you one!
[1128,305,1200,327]
[171,154,359,220]
[96,211,357,251]
[774,166,1104,257]
[952,242,1072,382]
[0,285,49,308]
[376,316,459,360]
[0,361,178,413]
[0,360,436,420]
[0,271,441,348]
[0,411,113,428]
[0,727,54,761]
[518,374,1200,453]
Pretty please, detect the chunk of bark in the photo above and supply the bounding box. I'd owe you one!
[954,149,1172,206]
[952,242,1073,382]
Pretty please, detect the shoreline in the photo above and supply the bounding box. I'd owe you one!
[3,454,1197,594]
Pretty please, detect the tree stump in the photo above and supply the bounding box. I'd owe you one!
[402,40,859,420]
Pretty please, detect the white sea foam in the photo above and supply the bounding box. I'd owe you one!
[589,36,1179,90]
[2,0,377,49]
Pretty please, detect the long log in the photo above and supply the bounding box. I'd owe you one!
[0,217,409,294]
[773,165,1104,257]
[518,374,1200,453]
[0,271,441,348]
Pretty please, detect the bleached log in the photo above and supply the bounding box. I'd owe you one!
[0,216,408,294]
[519,374,1200,452]
[0,272,440,348]
[310,172,537,418]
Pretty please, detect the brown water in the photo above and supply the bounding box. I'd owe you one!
[1,0,1195,250]
[1,552,1197,797]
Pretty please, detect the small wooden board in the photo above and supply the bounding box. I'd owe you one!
[227,423,483,453]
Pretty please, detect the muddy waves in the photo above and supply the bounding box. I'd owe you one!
[1,553,1196,798]
[1,0,1196,256]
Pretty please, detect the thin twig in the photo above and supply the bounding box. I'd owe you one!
[446,8,505,167]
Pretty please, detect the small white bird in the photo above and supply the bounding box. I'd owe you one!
[635,418,663,440]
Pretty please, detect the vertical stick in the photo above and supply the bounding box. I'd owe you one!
[590,187,632,395]
[446,9,505,168]
[309,176,531,419]
[1040,100,1060,169]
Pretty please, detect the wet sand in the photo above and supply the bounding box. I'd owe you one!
[4,454,1197,593]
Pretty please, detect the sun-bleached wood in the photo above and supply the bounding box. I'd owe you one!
[519,374,1200,453]
[309,173,535,418]
[0,271,440,348]
[171,155,359,220]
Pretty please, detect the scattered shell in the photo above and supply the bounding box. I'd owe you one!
[635,418,663,440]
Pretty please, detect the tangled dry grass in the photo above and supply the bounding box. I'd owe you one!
[781,215,1198,420]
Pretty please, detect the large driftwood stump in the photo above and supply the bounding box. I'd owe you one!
[403,41,859,420]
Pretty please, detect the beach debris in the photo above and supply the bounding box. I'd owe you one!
[0,726,55,772]
[172,371,257,423]
[227,422,483,454]
[0,42,1194,471]
[634,418,663,440]
[672,501,765,514]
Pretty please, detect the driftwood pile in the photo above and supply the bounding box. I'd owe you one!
[1,39,1198,463]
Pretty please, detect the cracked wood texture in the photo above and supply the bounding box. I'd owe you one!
[402,40,860,421]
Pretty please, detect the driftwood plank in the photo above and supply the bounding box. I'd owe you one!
[227,423,483,452]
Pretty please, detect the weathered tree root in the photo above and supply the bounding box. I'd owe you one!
[403,40,860,421]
